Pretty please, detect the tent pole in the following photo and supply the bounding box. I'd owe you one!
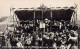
[12,8,15,32]
[50,8,52,32]
[33,9,35,32]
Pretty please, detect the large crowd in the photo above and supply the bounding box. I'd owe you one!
[0,18,78,49]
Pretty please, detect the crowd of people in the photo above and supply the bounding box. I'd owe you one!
[0,18,78,49]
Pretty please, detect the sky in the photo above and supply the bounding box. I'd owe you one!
[0,0,80,20]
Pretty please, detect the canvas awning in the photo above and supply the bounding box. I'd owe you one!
[15,8,74,21]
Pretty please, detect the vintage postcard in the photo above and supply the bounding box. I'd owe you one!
[0,0,80,49]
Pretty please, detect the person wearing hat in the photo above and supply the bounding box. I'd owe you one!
[44,18,51,32]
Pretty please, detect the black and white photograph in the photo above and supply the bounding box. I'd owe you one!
[0,0,80,49]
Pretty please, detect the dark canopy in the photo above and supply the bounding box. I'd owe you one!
[43,10,51,19]
[15,10,34,21]
[52,9,74,21]
[15,9,74,21]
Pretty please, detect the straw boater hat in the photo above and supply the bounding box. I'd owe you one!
[45,18,48,20]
